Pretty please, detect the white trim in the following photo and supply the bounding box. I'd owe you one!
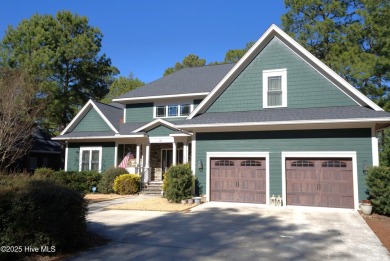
[191,133,196,176]
[113,92,209,102]
[132,118,178,133]
[263,68,287,108]
[206,152,270,205]
[149,136,174,143]
[79,146,103,172]
[281,151,358,210]
[123,106,126,124]
[372,127,379,166]
[60,100,119,135]
[114,142,118,167]
[188,24,382,119]
[61,100,94,135]
[178,117,390,129]
[53,134,147,141]
[64,142,68,171]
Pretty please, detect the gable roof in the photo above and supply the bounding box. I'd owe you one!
[60,100,122,135]
[188,24,383,119]
[112,63,235,102]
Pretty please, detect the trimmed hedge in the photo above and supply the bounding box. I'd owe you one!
[113,174,140,195]
[366,166,390,216]
[163,164,193,203]
[97,167,128,194]
[0,175,87,259]
[33,168,102,194]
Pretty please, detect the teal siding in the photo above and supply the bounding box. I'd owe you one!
[147,125,175,137]
[67,142,115,172]
[195,128,372,201]
[207,37,356,113]
[73,108,111,132]
[126,103,153,123]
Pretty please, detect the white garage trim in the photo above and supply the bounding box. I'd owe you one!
[281,151,358,210]
[372,127,379,166]
[206,152,270,204]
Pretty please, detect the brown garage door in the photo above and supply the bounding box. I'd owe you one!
[286,158,354,208]
[210,158,266,203]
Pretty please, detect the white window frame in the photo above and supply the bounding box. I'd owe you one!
[79,146,103,172]
[263,68,287,108]
[154,103,194,118]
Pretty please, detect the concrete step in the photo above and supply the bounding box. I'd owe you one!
[142,181,163,195]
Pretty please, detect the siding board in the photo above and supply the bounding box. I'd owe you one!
[67,142,115,172]
[207,37,356,113]
[195,128,371,201]
[73,108,111,132]
[126,103,154,123]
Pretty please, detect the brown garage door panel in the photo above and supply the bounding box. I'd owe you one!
[286,158,354,208]
[210,158,266,204]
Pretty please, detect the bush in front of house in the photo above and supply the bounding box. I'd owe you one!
[97,167,128,194]
[163,164,194,203]
[0,175,87,259]
[34,167,56,178]
[113,174,140,195]
[51,170,102,193]
[366,166,390,216]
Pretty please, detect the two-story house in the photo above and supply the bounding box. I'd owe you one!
[54,24,390,209]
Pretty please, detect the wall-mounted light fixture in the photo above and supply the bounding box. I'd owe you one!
[197,159,203,171]
[363,160,368,175]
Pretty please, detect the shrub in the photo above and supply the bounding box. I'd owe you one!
[113,174,140,195]
[366,166,390,216]
[34,167,55,178]
[0,177,87,260]
[97,167,128,194]
[52,170,102,193]
[163,164,194,203]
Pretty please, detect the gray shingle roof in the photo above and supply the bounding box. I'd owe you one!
[92,101,123,131]
[176,106,390,126]
[115,64,235,99]
[58,131,116,138]
[119,122,149,134]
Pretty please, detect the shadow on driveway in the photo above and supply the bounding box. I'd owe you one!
[68,203,389,261]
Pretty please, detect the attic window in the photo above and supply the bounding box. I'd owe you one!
[263,69,287,108]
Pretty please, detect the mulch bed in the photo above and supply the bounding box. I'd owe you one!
[360,212,390,252]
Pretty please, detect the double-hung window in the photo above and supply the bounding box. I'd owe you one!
[263,69,287,108]
[80,147,102,172]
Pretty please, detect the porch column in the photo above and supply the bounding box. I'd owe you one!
[183,142,188,164]
[136,144,141,172]
[172,142,177,166]
[145,143,150,182]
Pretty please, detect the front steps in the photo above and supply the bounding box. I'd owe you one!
[142,181,163,195]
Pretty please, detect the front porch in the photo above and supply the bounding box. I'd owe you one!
[117,138,192,184]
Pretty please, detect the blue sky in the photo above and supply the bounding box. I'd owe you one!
[1,0,286,83]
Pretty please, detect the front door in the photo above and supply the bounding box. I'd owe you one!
[161,149,183,173]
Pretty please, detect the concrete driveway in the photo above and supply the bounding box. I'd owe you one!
[69,198,389,261]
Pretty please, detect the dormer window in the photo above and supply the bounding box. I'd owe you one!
[263,69,287,108]
[155,103,192,118]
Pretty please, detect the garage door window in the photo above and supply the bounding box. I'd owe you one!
[241,160,262,166]
[291,160,314,167]
[215,160,234,166]
[322,160,346,167]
